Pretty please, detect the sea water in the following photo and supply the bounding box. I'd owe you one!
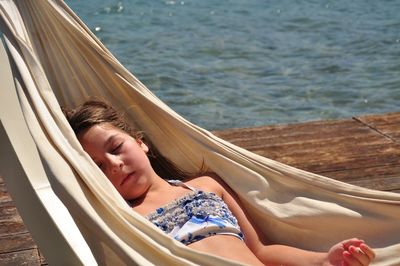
[65,0,400,130]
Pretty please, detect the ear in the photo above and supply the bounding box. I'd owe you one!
[136,139,149,153]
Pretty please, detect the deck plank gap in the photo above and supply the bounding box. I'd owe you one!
[353,116,398,143]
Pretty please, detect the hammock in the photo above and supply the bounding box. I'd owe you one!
[0,1,399,265]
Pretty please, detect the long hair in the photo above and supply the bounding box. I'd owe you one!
[63,100,198,180]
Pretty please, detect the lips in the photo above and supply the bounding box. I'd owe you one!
[121,172,135,186]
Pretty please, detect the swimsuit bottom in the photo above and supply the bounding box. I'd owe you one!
[145,180,244,245]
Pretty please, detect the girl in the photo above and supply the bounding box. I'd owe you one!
[64,100,375,266]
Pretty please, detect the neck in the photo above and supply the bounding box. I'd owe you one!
[131,173,170,204]
[147,174,171,194]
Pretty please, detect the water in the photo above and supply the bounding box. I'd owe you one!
[65,0,400,130]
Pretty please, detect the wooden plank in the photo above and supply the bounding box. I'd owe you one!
[0,215,28,237]
[0,233,37,254]
[0,201,18,219]
[0,201,28,237]
[310,164,400,181]
[214,119,391,153]
[216,124,398,171]
[213,113,400,192]
[333,175,400,192]
[0,181,12,204]
[267,146,400,172]
[0,191,44,265]
[214,119,363,143]
[356,112,400,126]
[39,250,47,266]
[356,113,400,141]
[0,249,40,266]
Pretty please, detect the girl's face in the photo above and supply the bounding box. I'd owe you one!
[78,124,155,200]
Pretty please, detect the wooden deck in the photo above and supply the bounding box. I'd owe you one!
[214,112,400,193]
[1,112,399,265]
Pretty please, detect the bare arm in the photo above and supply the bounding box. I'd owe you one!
[252,240,374,266]
[207,175,375,266]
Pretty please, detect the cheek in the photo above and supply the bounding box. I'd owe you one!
[122,146,148,165]
[131,151,150,165]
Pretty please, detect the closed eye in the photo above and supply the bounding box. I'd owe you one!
[111,142,124,154]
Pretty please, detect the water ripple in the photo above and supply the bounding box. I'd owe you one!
[66,0,400,130]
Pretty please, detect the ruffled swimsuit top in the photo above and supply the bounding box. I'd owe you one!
[145,180,244,245]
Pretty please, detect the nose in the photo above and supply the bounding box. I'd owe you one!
[107,155,123,174]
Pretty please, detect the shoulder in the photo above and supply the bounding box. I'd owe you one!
[184,173,228,197]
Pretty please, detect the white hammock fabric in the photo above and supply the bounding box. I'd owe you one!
[0,1,399,265]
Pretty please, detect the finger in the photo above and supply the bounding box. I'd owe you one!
[342,238,365,249]
[360,243,376,260]
[349,246,370,266]
[343,251,363,266]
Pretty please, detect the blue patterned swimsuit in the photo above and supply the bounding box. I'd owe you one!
[145,180,244,245]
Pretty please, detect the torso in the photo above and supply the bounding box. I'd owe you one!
[145,180,244,244]
[131,176,264,266]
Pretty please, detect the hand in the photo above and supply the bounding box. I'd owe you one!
[326,238,375,266]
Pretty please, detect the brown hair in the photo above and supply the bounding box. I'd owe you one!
[63,100,197,181]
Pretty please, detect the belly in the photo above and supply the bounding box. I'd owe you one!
[188,235,264,265]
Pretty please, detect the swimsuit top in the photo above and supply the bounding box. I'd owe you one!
[145,180,244,245]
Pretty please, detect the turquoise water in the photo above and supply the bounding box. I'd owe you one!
[65,0,400,130]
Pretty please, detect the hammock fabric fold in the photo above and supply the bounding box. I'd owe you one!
[0,1,399,265]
